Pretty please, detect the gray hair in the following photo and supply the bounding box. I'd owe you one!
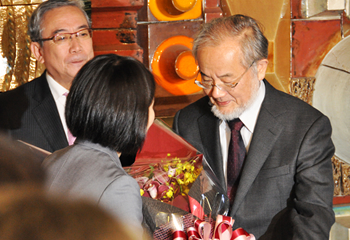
[192,14,268,69]
[28,0,91,45]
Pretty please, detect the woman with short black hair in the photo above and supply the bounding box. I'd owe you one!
[43,54,155,239]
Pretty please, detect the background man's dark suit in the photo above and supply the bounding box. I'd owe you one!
[0,72,68,153]
[173,80,335,239]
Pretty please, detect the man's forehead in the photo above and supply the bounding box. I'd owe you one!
[41,6,88,33]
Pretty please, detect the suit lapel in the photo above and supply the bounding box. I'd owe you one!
[31,74,68,152]
[198,110,227,189]
[230,80,285,215]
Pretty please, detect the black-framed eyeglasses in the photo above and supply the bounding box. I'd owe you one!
[195,61,255,91]
[34,28,92,45]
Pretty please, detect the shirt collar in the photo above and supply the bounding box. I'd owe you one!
[239,80,266,133]
[46,72,69,101]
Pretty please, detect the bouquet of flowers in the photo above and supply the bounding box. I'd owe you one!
[153,163,256,240]
[124,119,255,239]
[123,119,204,235]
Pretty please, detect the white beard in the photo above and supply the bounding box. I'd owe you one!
[210,81,260,121]
[211,104,245,121]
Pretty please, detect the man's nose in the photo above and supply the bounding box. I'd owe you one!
[69,35,82,53]
[210,84,226,98]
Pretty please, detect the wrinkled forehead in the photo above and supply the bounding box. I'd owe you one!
[197,40,244,67]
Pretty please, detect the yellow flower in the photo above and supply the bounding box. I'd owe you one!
[140,189,144,196]
[184,172,195,184]
[166,189,174,198]
[183,163,191,171]
[176,168,182,176]
[183,188,189,195]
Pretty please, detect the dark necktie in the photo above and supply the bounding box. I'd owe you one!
[227,119,246,206]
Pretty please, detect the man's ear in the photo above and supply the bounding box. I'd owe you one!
[256,59,268,81]
[30,42,45,64]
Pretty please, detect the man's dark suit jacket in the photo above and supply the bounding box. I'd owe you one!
[173,79,335,239]
[0,72,68,153]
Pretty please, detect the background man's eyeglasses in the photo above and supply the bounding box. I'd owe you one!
[34,28,92,45]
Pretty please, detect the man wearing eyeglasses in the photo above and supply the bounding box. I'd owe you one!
[173,15,335,239]
[0,0,94,154]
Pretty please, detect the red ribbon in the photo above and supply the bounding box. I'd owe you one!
[186,215,237,240]
[173,230,187,240]
[212,215,234,240]
[173,215,253,240]
[231,228,250,240]
[187,227,201,240]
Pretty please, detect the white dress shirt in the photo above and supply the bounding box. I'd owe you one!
[46,73,69,142]
[220,81,266,184]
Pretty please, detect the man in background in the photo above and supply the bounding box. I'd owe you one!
[174,15,335,239]
[0,0,94,153]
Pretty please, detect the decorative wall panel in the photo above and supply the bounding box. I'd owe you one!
[137,0,221,117]
[0,3,44,91]
[342,11,350,37]
[290,77,315,105]
[0,0,42,5]
[313,35,350,166]
[291,20,341,78]
[91,0,143,61]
